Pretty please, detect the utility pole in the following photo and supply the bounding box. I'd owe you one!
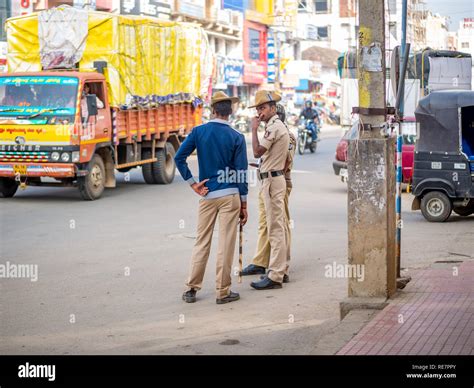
[395,0,412,288]
[341,0,397,319]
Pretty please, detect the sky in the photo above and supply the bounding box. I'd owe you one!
[425,0,474,31]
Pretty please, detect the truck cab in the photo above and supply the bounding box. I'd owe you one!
[0,72,114,198]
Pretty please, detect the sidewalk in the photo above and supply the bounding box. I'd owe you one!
[337,261,474,355]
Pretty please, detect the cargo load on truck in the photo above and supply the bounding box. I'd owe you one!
[5,5,212,107]
[407,49,472,95]
[338,48,472,126]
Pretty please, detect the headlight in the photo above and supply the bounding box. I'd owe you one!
[51,152,60,161]
[72,151,80,163]
[61,152,70,162]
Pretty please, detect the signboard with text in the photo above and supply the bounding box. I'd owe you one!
[216,56,244,87]
[120,0,172,18]
[10,0,33,17]
[272,0,297,29]
[267,36,276,83]
[463,18,474,29]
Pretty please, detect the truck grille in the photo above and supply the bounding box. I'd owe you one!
[0,151,49,163]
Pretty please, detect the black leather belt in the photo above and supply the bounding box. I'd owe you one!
[259,170,285,179]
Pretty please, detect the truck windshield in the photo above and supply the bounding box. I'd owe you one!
[0,76,78,123]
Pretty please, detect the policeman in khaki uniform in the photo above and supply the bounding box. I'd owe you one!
[248,91,290,290]
[241,104,296,282]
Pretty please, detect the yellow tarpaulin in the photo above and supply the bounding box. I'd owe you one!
[6,6,212,107]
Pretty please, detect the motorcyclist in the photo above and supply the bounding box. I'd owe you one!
[233,102,250,132]
[299,100,319,143]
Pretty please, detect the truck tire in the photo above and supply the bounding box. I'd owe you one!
[78,154,106,200]
[420,191,452,222]
[153,143,176,184]
[141,149,156,184]
[0,178,19,198]
[142,143,176,184]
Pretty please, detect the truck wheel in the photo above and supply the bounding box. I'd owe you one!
[420,191,452,222]
[78,155,106,200]
[153,143,176,184]
[141,149,156,184]
[0,178,19,198]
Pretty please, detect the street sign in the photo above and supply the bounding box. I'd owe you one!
[267,36,276,83]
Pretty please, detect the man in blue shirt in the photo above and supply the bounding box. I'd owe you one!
[175,91,249,305]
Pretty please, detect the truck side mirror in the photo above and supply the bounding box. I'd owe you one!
[86,94,98,116]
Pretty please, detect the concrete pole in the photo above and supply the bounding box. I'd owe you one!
[341,0,397,319]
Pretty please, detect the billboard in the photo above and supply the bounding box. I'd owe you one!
[272,0,297,29]
[10,0,33,17]
[223,0,245,12]
[216,55,244,87]
[120,0,172,18]
[267,36,276,83]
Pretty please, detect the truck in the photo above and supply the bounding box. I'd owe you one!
[0,6,212,200]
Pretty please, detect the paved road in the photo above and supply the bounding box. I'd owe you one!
[1,127,473,354]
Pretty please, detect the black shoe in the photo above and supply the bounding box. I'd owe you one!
[250,276,282,290]
[182,289,197,303]
[260,274,289,283]
[216,291,240,304]
[240,264,266,276]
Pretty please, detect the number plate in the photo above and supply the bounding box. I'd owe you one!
[340,168,348,178]
[13,164,27,175]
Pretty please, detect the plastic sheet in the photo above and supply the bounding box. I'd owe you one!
[6,6,212,107]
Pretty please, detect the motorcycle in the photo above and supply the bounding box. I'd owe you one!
[231,114,249,133]
[286,111,299,128]
[297,119,319,155]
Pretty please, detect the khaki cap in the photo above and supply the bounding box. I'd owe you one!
[248,90,282,108]
[211,91,240,106]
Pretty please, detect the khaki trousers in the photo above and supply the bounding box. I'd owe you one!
[185,194,240,299]
[259,175,287,283]
[252,187,292,274]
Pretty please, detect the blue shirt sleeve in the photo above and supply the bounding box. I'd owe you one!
[174,128,197,185]
[234,134,248,202]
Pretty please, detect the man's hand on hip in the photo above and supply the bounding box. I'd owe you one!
[191,179,209,197]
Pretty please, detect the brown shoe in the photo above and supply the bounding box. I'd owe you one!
[260,274,290,283]
[216,291,240,304]
[182,289,197,303]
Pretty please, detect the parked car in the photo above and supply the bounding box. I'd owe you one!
[332,121,415,183]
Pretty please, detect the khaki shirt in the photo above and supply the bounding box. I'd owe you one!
[260,115,290,173]
[285,131,297,188]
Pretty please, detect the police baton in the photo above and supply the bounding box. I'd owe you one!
[238,222,243,283]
